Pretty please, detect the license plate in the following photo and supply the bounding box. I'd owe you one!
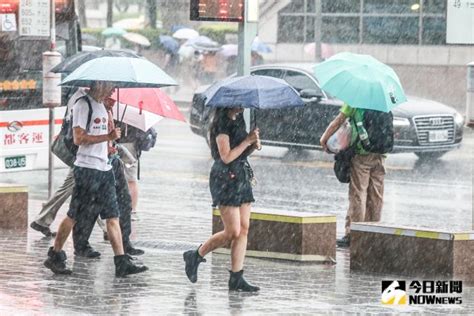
[428,130,449,142]
[5,155,27,169]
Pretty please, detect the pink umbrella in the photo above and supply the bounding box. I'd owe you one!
[303,43,334,60]
[110,88,186,128]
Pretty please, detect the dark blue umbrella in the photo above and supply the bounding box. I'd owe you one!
[158,35,179,54]
[204,75,304,109]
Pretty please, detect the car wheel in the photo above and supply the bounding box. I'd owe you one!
[415,151,448,160]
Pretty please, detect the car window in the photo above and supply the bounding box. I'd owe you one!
[283,70,322,94]
[251,69,284,79]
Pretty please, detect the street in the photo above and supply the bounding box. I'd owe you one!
[1,105,473,314]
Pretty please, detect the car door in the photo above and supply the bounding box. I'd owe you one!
[282,70,342,146]
[250,69,296,144]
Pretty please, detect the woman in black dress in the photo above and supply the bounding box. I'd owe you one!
[183,107,261,292]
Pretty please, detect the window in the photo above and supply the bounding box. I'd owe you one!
[283,70,320,93]
[281,0,305,13]
[251,69,285,79]
[278,15,305,43]
[323,17,359,43]
[423,0,446,14]
[363,17,419,44]
[422,17,446,45]
[364,0,419,14]
[322,0,360,13]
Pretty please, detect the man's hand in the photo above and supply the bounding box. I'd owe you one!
[109,127,121,141]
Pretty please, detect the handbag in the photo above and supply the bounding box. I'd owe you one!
[327,119,352,154]
[333,145,356,183]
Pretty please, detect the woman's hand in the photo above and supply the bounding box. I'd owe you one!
[245,128,259,146]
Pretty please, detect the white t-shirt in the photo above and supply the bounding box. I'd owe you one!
[72,95,111,171]
[65,88,87,120]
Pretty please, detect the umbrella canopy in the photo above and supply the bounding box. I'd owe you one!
[304,42,334,59]
[60,57,177,88]
[51,50,141,74]
[251,37,272,54]
[219,44,238,58]
[102,27,126,37]
[205,75,304,109]
[112,102,164,131]
[184,35,214,47]
[122,32,151,47]
[173,28,199,40]
[110,88,186,122]
[314,52,407,112]
[158,35,179,54]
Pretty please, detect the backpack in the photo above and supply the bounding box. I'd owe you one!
[52,95,93,167]
[354,109,394,154]
[136,127,157,154]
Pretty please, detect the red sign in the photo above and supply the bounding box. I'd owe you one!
[190,0,243,22]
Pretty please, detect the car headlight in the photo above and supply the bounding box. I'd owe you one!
[454,112,464,126]
[393,117,410,127]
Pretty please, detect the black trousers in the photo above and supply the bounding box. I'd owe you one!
[73,157,132,251]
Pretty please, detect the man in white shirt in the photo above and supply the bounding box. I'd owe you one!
[44,82,148,277]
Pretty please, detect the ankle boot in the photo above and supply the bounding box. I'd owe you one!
[114,254,148,277]
[183,247,206,283]
[228,270,260,292]
[44,246,72,275]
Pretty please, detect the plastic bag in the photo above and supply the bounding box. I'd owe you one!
[327,120,352,154]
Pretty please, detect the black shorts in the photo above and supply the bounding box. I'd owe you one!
[209,160,255,207]
[67,166,120,220]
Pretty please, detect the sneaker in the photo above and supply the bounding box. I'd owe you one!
[183,247,206,283]
[30,221,56,237]
[114,254,148,277]
[74,246,101,258]
[125,245,145,256]
[337,235,351,248]
[44,247,72,275]
[228,270,260,292]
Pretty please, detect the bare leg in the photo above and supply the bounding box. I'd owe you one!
[53,216,75,252]
[230,203,251,272]
[106,218,124,256]
[198,206,240,257]
[128,180,138,212]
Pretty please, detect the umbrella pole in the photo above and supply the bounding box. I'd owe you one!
[120,105,128,124]
[117,88,120,124]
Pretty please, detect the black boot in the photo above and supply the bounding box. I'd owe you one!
[228,270,260,292]
[44,246,72,275]
[114,255,148,277]
[124,244,145,256]
[336,235,351,248]
[183,247,206,283]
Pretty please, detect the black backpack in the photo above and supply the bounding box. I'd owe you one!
[355,110,394,154]
[136,127,157,153]
[52,95,92,167]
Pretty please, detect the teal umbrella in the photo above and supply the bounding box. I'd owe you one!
[102,27,126,37]
[314,52,407,112]
[60,57,177,88]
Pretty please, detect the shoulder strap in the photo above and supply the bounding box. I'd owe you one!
[74,95,93,132]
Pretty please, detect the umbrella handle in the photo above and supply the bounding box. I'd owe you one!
[116,88,120,124]
[120,104,128,125]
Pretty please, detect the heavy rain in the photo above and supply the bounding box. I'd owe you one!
[0,0,473,314]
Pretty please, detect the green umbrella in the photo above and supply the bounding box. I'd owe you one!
[102,27,126,37]
[314,52,407,112]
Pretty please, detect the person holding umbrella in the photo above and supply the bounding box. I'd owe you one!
[184,107,261,292]
[316,52,406,248]
[44,81,148,277]
[183,75,304,292]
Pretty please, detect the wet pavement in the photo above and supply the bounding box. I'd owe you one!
[1,104,473,314]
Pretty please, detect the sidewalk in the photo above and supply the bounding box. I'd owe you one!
[1,198,473,314]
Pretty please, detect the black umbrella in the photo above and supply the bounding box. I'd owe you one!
[51,50,141,74]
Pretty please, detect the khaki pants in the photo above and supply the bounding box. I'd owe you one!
[345,154,386,236]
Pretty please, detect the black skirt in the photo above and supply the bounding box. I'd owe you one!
[209,159,255,207]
